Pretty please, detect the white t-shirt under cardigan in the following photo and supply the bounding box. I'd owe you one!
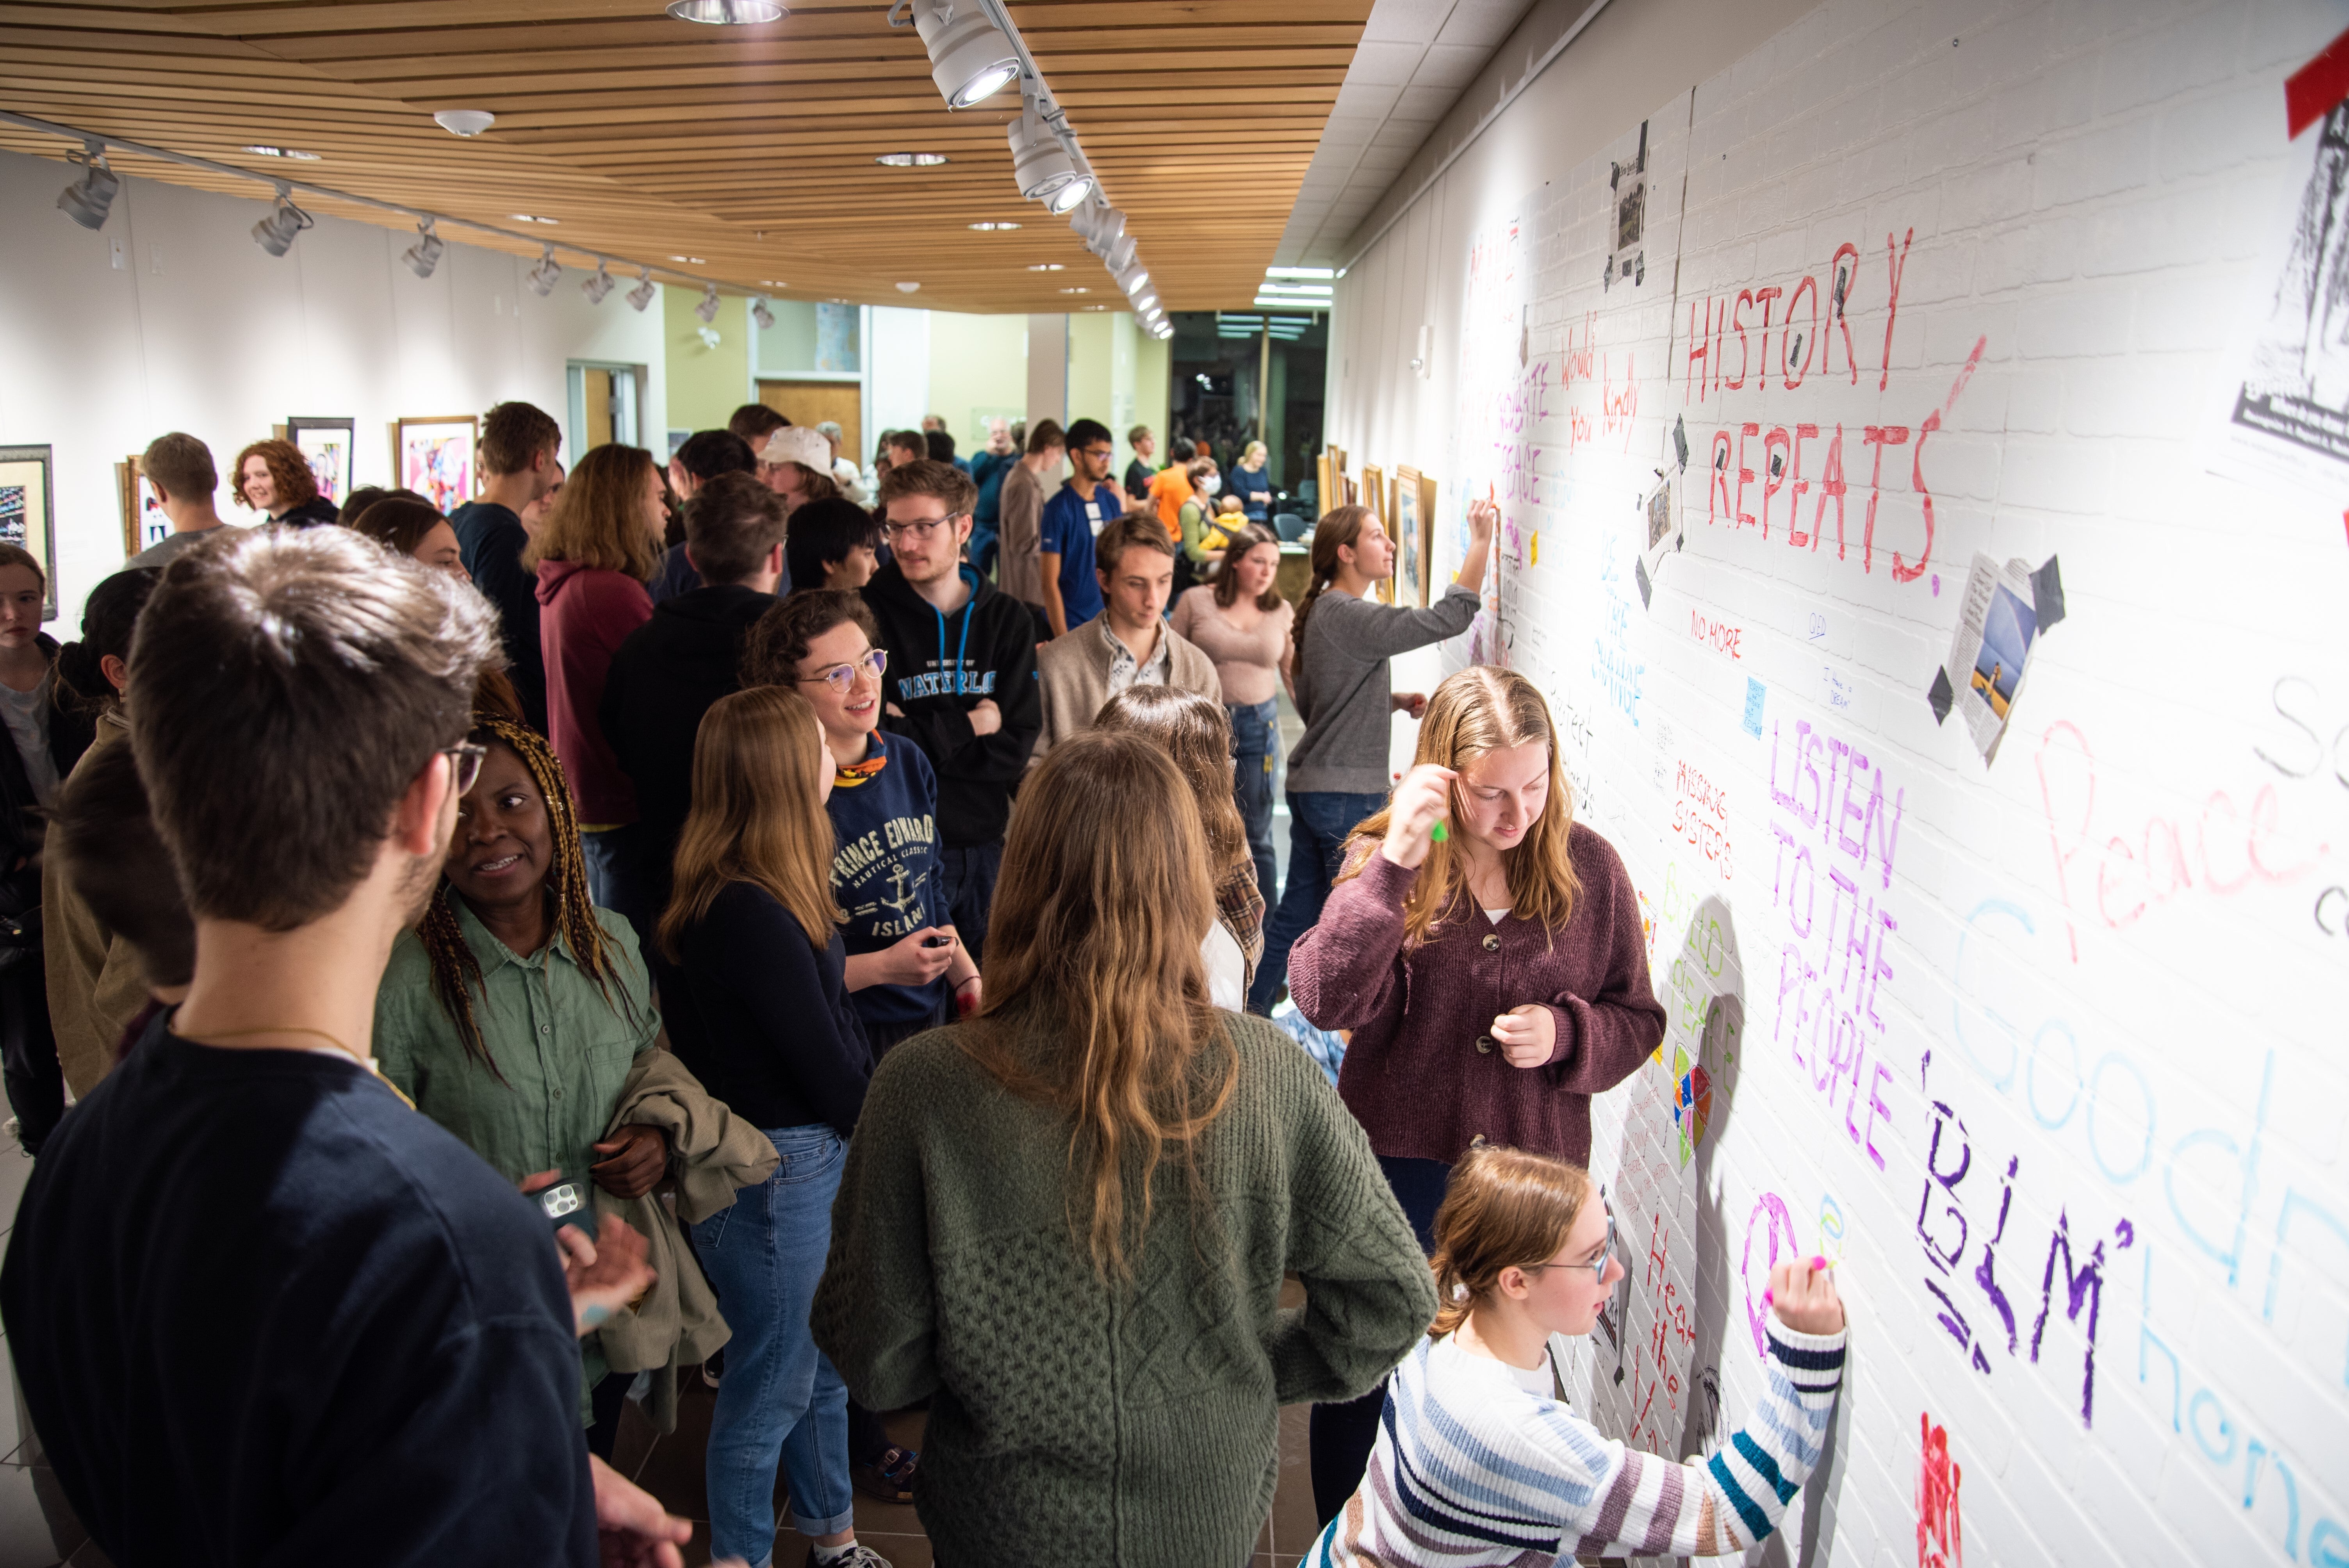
[1310,1317,1847,1565]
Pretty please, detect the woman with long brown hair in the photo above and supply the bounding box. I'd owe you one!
[658,686,890,1568]
[812,730,1434,1568]
[523,443,667,947]
[1170,522,1294,909]
[1287,663,1666,1523]
[1093,684,1262,1007]
[1249,496,1496,1012]
[1313,1145,1847,1565]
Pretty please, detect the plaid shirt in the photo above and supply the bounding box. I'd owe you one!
[1215,860,1265,987]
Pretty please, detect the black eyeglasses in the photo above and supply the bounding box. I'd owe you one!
[441,741,488,796]
[795,648,887,695]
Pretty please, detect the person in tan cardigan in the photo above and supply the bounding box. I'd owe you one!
[1031,513,1220,770]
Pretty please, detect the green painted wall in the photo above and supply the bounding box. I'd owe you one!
[926,311,1028,450]
[1066,312,1169,481]
[661,284,749,436]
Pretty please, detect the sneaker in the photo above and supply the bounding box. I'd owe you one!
[805,1545,893,1568]
[850,1443,918,1504]
[701,1349,724,1390]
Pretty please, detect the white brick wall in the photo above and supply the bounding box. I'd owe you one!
[1327,0,2349,1561]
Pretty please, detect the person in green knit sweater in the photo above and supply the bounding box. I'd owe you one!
[811,730,1437,1567]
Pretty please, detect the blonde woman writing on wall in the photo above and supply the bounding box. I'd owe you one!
[1312,1144,1847,1566]
[1285,664,1666,1523]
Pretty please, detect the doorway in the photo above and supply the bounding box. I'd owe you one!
[757,380,861,465]
[567,362,647,456]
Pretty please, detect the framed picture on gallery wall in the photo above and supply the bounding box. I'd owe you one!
[289,417,356,506]
[117,456,172,562]
[0,447,57,620]
[392,416,478,518]
[1416,471,1438,603]
[1394,465,1426,608]
[1362,464,1390,604]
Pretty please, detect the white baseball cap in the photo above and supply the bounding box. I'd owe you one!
[763,425,833,472]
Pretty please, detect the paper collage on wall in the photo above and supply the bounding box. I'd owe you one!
[0,447,57,618]
[395,417,478,517]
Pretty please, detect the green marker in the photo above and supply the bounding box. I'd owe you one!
[1430,820,1449,843]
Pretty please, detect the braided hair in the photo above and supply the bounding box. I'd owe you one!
[1291,504,1374,661]
[414,714,638,1076]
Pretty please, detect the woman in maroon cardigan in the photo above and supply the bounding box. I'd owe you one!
[1287,663,1665,1524]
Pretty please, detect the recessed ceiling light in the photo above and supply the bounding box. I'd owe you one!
[512,213,559,225]
[896,281,921,293]
[244,145,322,161]
[968,220,1021,232]
[665,0,784,21]
[670,254,706,263]
[1058,286,1089,294]
[875,152,950,167]
[1027,263,1065,272]
[1264,266,1337,280]
[761,278,786,286]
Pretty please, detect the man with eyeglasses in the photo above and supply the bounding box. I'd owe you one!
[3,526,690,1567]
[863,461,1041,968]
[1036,417,1118,638]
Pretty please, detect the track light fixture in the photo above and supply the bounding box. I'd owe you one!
[1009,100,1078,204]
[665,0,784,21]
[695,282,721,324]
[55,141,119,230]
[1074,204,1123,258]
[401,217,444,279]
[1044,175,1094,215]
[751,296,775,330]
[627,267,657,312]
[250,184,314,257]
[526,244,561,297]
[894,0,1019,110]
[582,259,615,303]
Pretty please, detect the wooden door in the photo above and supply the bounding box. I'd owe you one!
[758,381,861,462]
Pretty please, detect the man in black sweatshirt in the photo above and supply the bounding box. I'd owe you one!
[602,472,788,917]
[864,459,1042,964]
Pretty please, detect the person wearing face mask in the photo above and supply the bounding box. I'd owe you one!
[1247,499,1496,1015]
[1284,665,1666,1524]
[1173,457,1228,592]
[1312,1144,1847,1566]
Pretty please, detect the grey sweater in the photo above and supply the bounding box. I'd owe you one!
[1287,582,1480,794]
[811,1011,1437,1568]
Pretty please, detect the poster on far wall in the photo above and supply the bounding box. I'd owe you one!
[0,447,57,619]
[289,417,356,506]
[394,416,478,517]
[117,456,171,560]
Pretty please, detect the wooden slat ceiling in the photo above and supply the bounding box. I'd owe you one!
[0,0,1373,312]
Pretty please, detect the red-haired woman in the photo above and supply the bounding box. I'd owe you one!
[231,438,340,528]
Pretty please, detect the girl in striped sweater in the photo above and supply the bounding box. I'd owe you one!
[1312,1145,1847,1565]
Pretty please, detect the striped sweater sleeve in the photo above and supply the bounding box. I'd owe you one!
[1564,1320,1847,1560]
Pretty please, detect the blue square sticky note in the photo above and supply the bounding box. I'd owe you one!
[1742,677,1766,738]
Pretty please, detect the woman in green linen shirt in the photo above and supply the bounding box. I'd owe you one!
[373,713,670,1456]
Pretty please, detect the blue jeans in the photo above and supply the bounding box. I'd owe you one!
[1247,789,1387,1014]
[692,1125,856,1565]
[581,822,660,958]
[1227,699,1279,913]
